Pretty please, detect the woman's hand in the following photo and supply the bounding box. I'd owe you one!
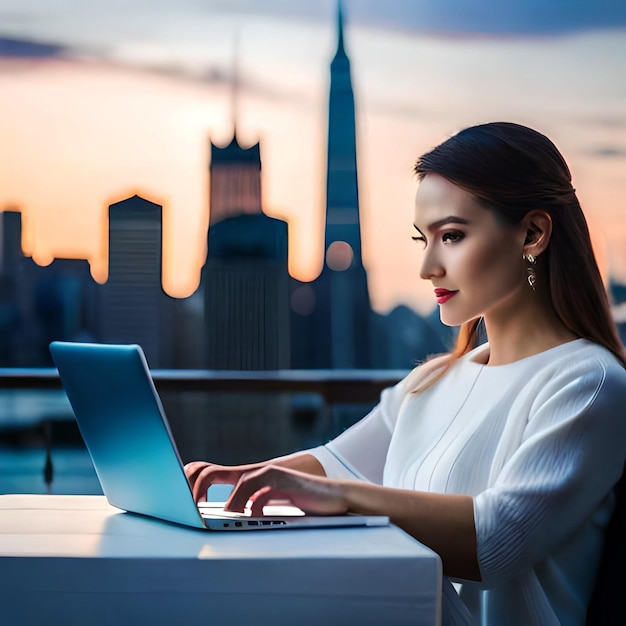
[184,461,261,503]
[184,454,327,504]
[224,465,348,516]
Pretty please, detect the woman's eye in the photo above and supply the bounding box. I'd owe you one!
[442,231,464,243]
[411,235,426,248]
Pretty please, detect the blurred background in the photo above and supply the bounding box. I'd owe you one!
[1,0,625,494]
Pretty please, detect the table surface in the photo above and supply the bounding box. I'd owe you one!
[0,493,436,560]
[0,494,442,626]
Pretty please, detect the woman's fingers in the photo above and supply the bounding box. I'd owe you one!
[224,467,271,512]
[183,461,211,488]
[191,466,239,503]
[190,464,267,503]
[246,486,274,516]
[224,466,348,516]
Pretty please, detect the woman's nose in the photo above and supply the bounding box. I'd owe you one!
[419,250,444,281]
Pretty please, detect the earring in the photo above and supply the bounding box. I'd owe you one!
[524,254,536,291]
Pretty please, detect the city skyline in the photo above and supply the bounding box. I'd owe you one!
[1,1,625,315]
[0,5,454,374]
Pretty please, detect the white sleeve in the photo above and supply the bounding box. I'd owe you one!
[474,357,626,586]
[307,379,409,484]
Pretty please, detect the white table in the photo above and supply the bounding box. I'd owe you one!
[0,495,442,625]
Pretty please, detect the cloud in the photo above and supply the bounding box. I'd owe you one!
[588,146,626,158]
[4,0,625,48]
[143,61,307,103]
[0,36,68,58]
[347,0,626,36]
[203,0,626,37]
[0,33,307,107]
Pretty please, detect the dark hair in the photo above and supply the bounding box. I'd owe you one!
[412,122,624,384]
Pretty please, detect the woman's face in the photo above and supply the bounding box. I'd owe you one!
[413,173,528,327]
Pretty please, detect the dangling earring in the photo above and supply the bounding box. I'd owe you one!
[524,253,536,291]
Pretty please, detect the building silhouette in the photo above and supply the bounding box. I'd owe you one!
[0,210,23,365]
[203,213,290,369]
[198,77,291,369]
[98,195,172,367]
[291,0,372,369]
[0,210,22,274]
[32,258,97,363]
[209,135,262,225]
[371,305,454,369]
[0,211,98,366]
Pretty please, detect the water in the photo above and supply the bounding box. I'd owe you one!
[0,446,102,495]
[0,389,73,427]
[0,389,101,494]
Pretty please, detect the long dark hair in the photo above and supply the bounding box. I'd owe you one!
[410,122,624,389]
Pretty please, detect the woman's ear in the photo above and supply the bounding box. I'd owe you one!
[522,210,552,257]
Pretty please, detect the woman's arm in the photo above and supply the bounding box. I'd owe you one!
[222,464,480,581]
[341,480,479,580]
[184,380,404,499]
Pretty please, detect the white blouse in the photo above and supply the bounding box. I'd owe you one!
[309,339,626,625]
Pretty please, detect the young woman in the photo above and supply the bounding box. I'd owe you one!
[185,122,626,625]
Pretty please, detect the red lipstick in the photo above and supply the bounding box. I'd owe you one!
[434,288,458,305]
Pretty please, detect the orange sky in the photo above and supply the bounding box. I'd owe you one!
[1,26,626,315]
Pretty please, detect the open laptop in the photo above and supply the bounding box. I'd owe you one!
[49,341,388,531]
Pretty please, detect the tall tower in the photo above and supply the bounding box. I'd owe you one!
[0,210,22,365]
[0,210,22,273]
[298,0,371,369]
[209,136,262,225]
[203,213,290,370]
[98,195,172,367]
[208,40,262,226]
[324,0,362,265]
[201,50,290,369]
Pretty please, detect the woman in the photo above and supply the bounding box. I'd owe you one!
[185,122,626,625]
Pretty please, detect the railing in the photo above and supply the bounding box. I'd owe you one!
[0,368,408,493]
[0,369,408,405]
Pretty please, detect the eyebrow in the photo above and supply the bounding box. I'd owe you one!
[413,216,471,236]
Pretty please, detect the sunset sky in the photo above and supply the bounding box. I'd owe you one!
[0,0,625,315]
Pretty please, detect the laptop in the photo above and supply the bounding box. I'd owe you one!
[49,341,389,531]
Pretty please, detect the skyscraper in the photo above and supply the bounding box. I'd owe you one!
[0,210,22,274]
[324,1,362,266]
[0,210,98,365]
[202,109,290,369]
[294,0,371,368]
[203,212,290,369]
[209,136,262,226]
[98,195,172,367]
[0,210,22,365]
